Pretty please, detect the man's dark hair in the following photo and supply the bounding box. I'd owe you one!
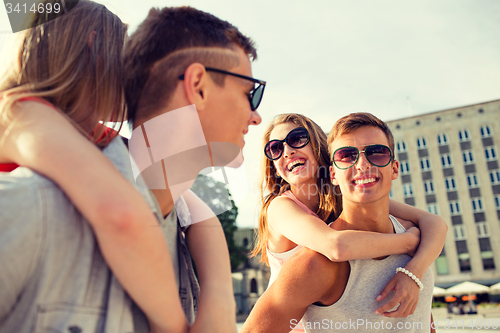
[124,6,257,122]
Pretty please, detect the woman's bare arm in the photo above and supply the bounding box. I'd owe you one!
[374,199,448,318]
[267,196,419,262]
[388,199,448,277]
[0,101,188,333]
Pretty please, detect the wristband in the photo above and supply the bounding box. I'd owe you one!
[396,267,424,291]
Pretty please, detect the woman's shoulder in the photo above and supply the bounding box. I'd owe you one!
[267,194,312,220]
[17,96,55,109]
[268,194,298,210]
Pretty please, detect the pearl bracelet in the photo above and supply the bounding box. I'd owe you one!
[396,267,424,291]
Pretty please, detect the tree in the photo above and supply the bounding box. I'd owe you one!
[191,174,247,271]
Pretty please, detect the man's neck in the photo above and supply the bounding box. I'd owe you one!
[335,198,393,234]
[151,189,175,217]
[133,103,208,217]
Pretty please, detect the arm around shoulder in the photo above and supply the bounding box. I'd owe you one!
[1,102,189,332]
[268,196,420,262]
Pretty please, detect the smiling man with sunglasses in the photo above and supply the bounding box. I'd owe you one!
[242,113,436,333]
[122,6,264,333]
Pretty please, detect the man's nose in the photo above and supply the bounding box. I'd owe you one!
[250,110,262,125]
[355,151,371,170]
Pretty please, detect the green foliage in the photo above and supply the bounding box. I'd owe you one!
[432,302,447,308]
[191,174,247,271]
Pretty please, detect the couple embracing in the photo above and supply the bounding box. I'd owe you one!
[242,112,447,333]
[0,1,446,332]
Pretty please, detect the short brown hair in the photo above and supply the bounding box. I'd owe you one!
[327,112,395,157]
[124,6,257,122]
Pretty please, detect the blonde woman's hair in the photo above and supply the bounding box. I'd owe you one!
[251,113,342,264]
[0,0,127,146]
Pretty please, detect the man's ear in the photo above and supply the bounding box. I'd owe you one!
[391,160,399,180]
[330,165,338,185]
[182,63,209,111]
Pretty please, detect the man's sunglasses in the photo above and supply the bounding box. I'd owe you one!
[333,144,393,170]
[179,67,266,111]
[264,127,310,160]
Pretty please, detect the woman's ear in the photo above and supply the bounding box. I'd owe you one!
[182,63,208,111]
[87,31,97,49]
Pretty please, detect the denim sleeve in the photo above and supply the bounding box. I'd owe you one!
[0,180,42,322]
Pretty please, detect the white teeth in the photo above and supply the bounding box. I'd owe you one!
[287,159,305,171]
[354,178,376,185]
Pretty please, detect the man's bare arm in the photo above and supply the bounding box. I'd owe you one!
[241,249,336,333]
[182,191,236,333]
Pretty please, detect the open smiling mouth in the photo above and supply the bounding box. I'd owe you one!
[353,177,379,185]
[287,159,306,172]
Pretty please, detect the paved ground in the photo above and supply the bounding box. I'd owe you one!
[237,314,500,332]
[434,314,500,332]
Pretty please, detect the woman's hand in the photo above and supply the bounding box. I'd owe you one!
[374,271,420,318]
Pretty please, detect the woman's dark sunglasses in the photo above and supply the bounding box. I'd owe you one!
[178,67,266,111]
[333,144,393,169]
[264,127,310,160]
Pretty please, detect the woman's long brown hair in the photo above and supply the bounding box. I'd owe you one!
[251,113,342,265]
[0,0,127,147]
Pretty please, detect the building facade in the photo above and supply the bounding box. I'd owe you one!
[387,99,500,288]
[232,228,270,314]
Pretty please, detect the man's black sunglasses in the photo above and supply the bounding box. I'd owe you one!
[179,67,266,111]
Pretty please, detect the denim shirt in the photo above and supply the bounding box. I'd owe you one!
[0,137,198,332]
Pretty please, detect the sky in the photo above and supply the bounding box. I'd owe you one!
[1,0,499,228]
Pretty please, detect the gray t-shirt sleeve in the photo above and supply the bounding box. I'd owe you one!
[0,180,42,321]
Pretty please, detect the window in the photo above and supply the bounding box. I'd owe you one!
[483,258,495,270]
[400,161,410,174]
[467,174,479,188]
[477,222,490,237]
[459,256,471,272]
[441,154,452,167]
[491,170,500,184]
[427,204,439,215]
[449,200,461,215]
[437,133,448,145]
[436,256,449,275]
[479,237,492,252]
[403,184,413,198]
[396,141,407,153]
[250,278,258,293]
[456,240,470,271]
[420,157,431,171]
[462,150,474,164]
[480,125,492,138]
[445,177,456,190]
[459,129,470,142]
[485,147,497,161]
[454,225,466,240]
[417,137,427,149]
[495,195,500,208]
[471,198,484,212]
[424,180,434,194]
